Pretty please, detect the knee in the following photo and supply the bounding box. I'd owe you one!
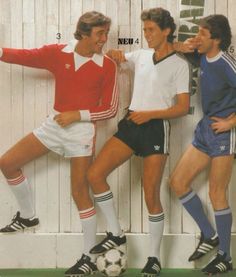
[87,167,99,186]
[71,181,93,210]
[0,155,12,177]
[169,174,187,197]
[87,167,106,190]
[71,180,88,197]
[72,186,91,205]
[209,186,227,208]
[0,156,5,172]
[209,186,220,202]
[0,156,2,171]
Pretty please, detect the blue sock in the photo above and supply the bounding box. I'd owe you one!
[180,190,215,239]
[215,208,232,261]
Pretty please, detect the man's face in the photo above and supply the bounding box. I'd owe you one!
[196,26,219,54]
[84,24,110,54]
[143,20,169,50]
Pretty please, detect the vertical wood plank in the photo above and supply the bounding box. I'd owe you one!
[0,0,17,226]
[227,0,236,232]
[71,0,83,24]
[116,0,131,233]
[215,0,228,15]
[46,0,60,233]
[82,0,94,13]
[197,0,216,235]
[58,0,74,233]
[22,0,37,225]
[33,0,50,233]
[95,0,120,233]
[94,0,106,13]
[129,0,142,233]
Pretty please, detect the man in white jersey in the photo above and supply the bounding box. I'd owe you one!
[87,8,191,276]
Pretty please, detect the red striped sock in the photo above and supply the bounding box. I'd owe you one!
[79,207,97,259]
[7,174,26,185]
[79,207,96,220]
[7,174,35,218]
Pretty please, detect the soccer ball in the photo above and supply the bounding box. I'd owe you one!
[96,248,127,276]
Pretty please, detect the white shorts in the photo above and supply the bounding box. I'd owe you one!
[33,115,96,158]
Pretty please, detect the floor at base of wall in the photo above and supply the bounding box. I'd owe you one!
[0,268,235,277]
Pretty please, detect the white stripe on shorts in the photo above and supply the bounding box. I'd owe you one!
[163,120,170,154]
[230,127,236,154]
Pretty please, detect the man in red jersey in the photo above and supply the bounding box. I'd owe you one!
[0,11,118,276]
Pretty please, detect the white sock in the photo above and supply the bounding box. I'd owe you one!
[149,212,165,260]
[79,207,97,262]
[7,175,35,219]
[94,190,122,236]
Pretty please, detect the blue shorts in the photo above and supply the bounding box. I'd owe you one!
[192,116,236,157]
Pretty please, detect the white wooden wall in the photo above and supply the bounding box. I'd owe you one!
[0,0,236,269]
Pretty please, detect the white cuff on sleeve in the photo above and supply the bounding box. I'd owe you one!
[80,110,91,121]
[0,48,3,58]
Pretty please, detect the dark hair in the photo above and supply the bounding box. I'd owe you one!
[141,7,176,42]
[199,15,232,51]
[74,11,111,40]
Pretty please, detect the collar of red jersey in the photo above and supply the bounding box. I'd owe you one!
[61,40,104,70]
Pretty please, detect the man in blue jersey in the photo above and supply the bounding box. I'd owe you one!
[170,15,236,275]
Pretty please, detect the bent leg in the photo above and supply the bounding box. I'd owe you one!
[88,136,134,194]
[88,136,133,236]
[0,133,49,219]
[0,133,49,178]
[170,145,215,240]
[170,145,210,196]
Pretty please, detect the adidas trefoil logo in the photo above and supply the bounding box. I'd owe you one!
[220,145,226,151]
[154,145,160,151]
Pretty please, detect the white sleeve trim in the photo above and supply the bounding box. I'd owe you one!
[80,110,91,121]
[124,52,130,61]
[176,90,190,94]
[0,48,3,58]
[176,60,191,95]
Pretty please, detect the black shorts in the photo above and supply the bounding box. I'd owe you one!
[114,113,170,157]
